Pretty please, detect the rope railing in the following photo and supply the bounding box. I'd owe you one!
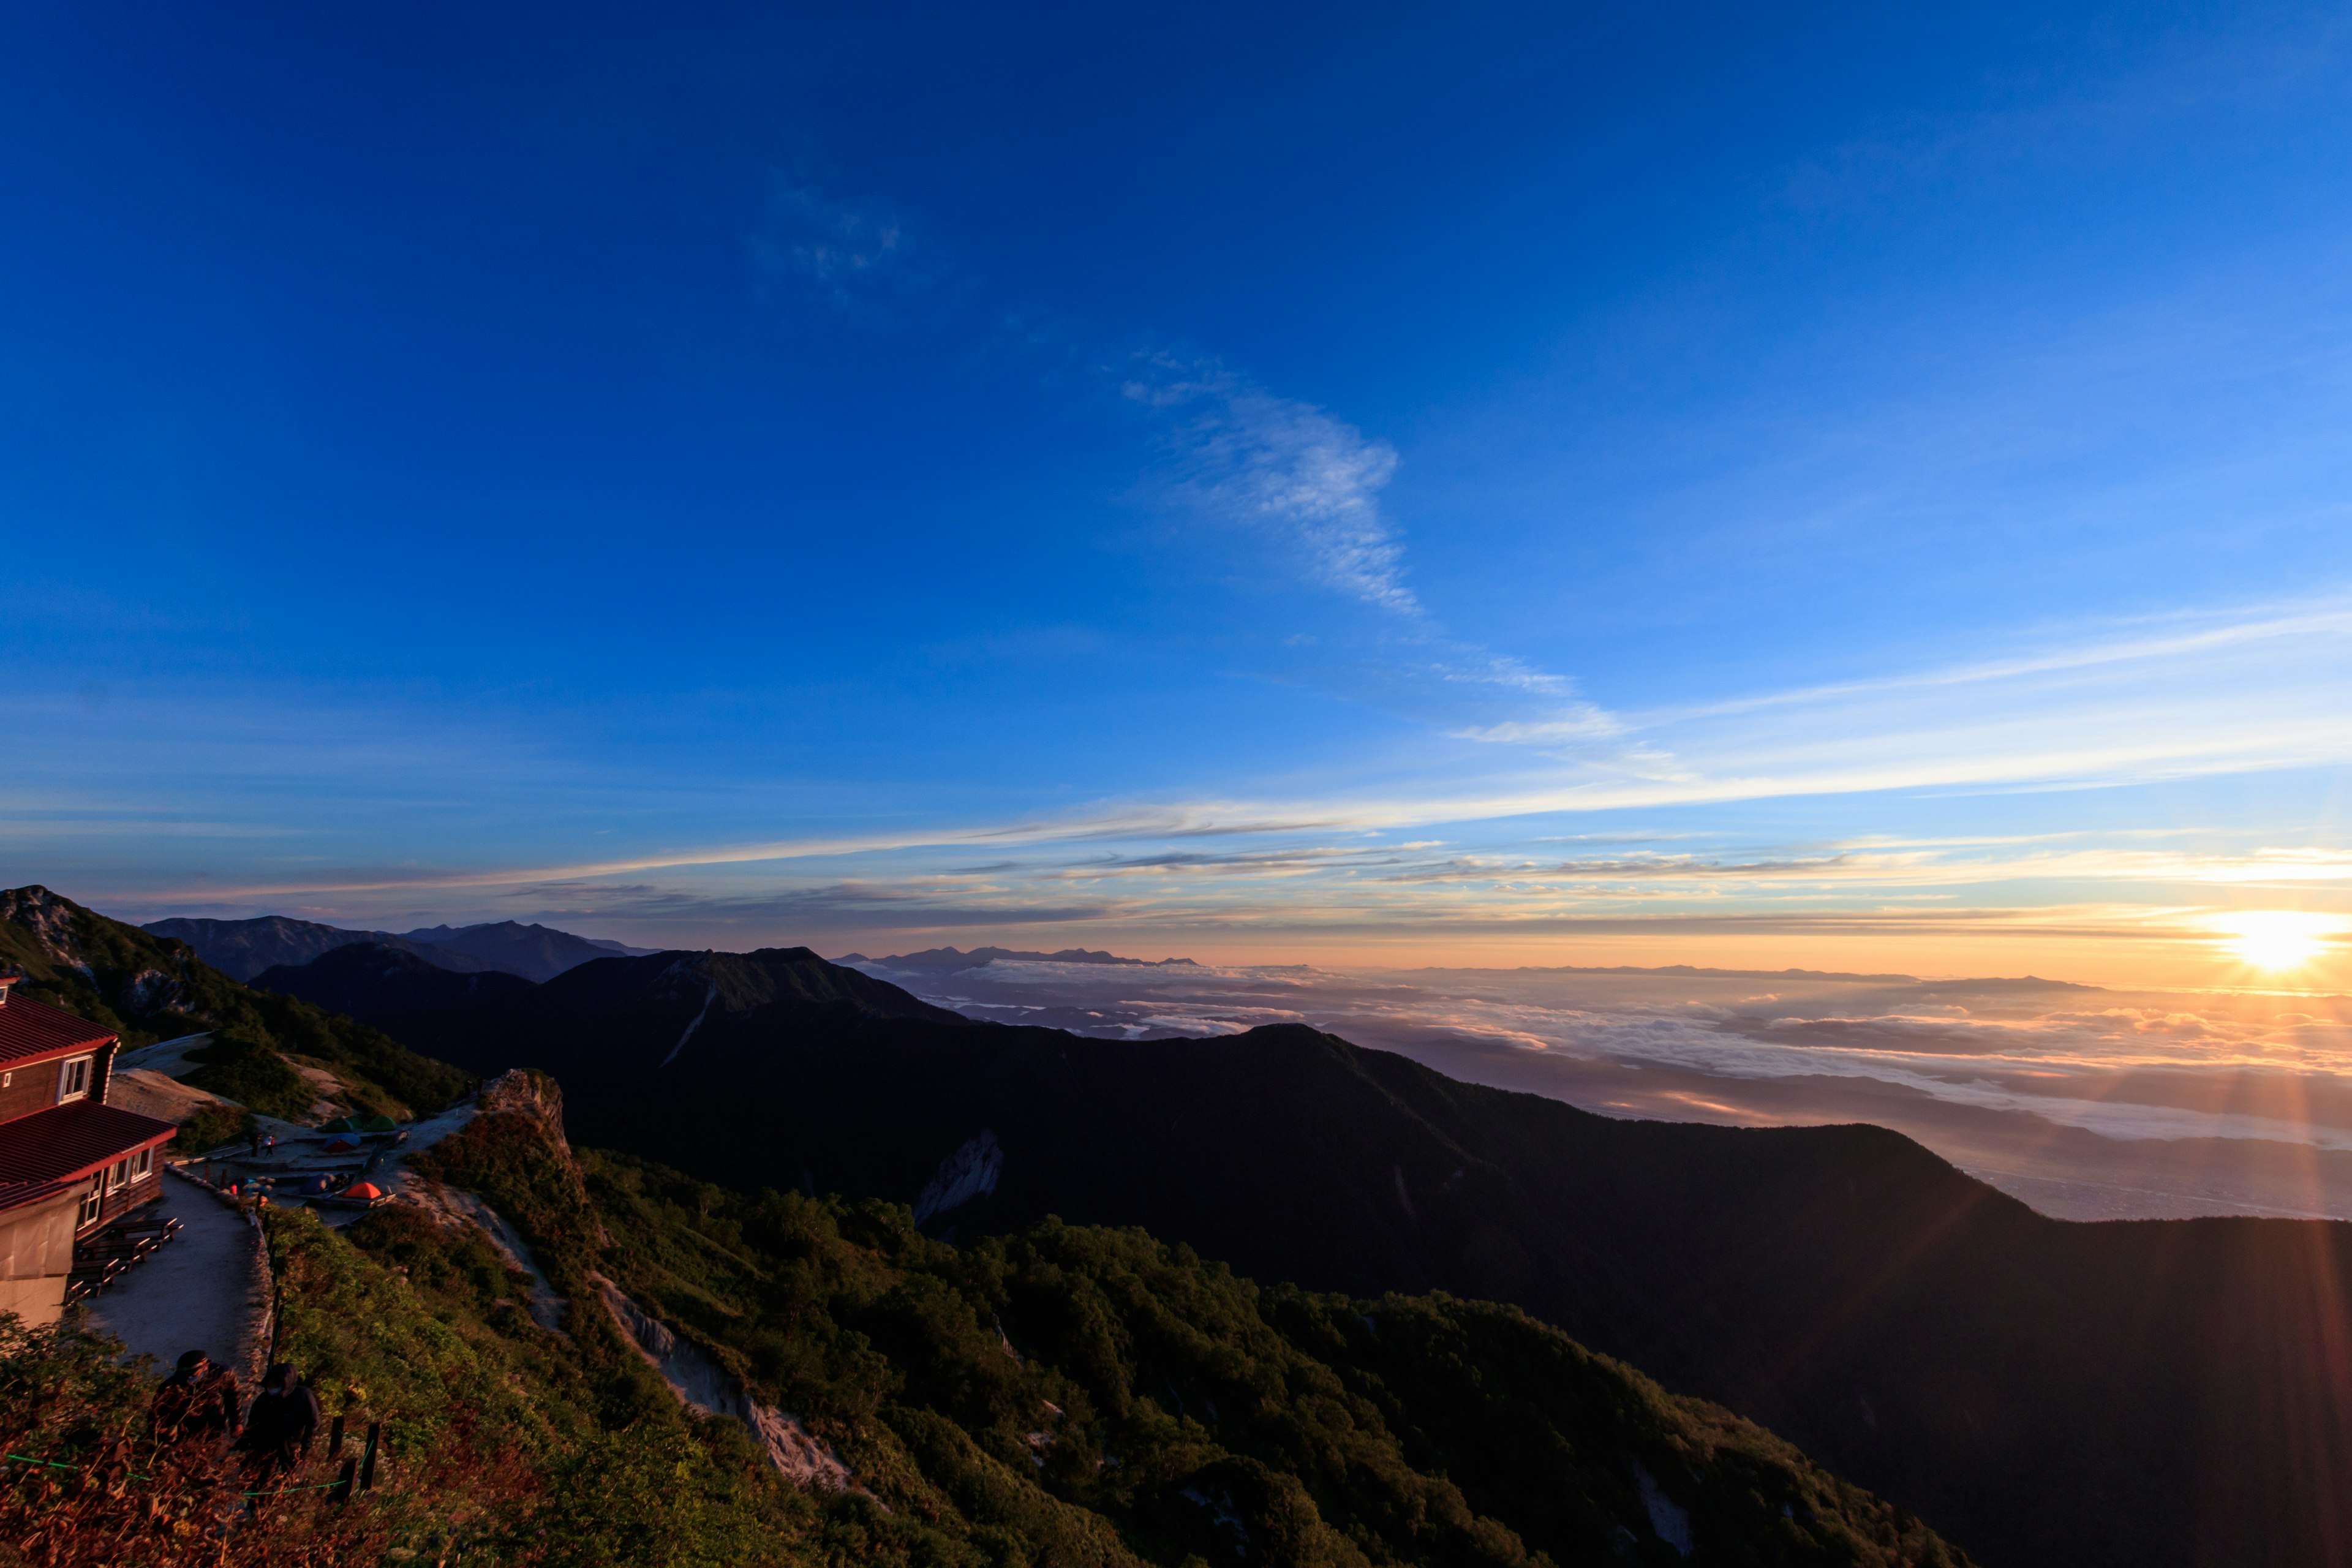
[6,1415,385,1501]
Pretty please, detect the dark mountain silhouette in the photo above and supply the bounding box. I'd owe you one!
[398,920,655,981]
[846,944,1198,972]
[254,942,539,1036]
[143,914,491,981]
[350,944,2351,1568]
[145,913,654,984]
[7,888,469,1118]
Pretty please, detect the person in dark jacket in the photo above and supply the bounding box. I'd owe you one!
[151,1349,239,1444]
[235,1363,322,1491]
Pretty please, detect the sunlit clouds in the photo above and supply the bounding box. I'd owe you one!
[14,580,2351,992]
[843,954,2352,1220]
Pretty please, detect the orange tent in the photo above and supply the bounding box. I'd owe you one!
[344,1182,386,1202]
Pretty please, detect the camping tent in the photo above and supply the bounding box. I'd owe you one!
[360,1115,401,1134]
[344,1182,385,1202]
[317,1116,361,1134]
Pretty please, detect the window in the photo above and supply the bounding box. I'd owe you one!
[76,1174,102,1227]
[131,1148,153,1182]
[106,1158,128,1192]
[57,1055,91,1102]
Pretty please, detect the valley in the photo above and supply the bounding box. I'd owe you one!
[7,885,2350,1566]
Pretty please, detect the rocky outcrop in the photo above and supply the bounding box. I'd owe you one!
[0,886,201,1020]
[913,1129,1002,1224]
[407,1177,570,1333]
[592,1273,856,1493]
[462,1069,610,1249]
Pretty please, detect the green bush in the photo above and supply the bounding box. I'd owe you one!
[170,1100,257,1154]
[179,1031,315,1121]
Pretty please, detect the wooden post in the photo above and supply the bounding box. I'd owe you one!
[329,1414,345,1459]
[328,1457,357,1506]
[360,1421,382,1491]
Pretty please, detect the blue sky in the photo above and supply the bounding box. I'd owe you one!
[4,2,2351,982]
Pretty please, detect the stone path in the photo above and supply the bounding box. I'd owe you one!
[83,1171,271,1384]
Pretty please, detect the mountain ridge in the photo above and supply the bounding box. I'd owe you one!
[4,886,470,1122]
[846,944,1199,972]
[321,941,2352,1568]
[142,914,494,981]
[9,1061,1973,1566]
[255,941,541,1025]
[397,919,658,981]
[144,912,654,983]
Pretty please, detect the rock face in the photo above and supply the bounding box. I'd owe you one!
[592,1273,856,1493]
[445,1068,859,1491]
[913,1129,1002,1224]
[466,1069,607,1246]
[2,885,201,1022]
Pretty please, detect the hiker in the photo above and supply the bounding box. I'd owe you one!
[236,1363,322,1491]
[263,1132,277,1160]
[248,1128,261,1159]
[152,1349,240,1445]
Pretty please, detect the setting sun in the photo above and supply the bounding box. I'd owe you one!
[2214,911,2337,971]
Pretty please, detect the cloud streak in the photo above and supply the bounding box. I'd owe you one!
[1128,361,1417,614]
[43,587,2352,934]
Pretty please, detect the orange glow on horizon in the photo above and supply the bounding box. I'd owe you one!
[2212,912,2340,974]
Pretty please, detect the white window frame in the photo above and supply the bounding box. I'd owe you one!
[131,1147,153,1182]
[76,1174,102,1227]
[56,1054,92,1103]
[105,1157,129,1193]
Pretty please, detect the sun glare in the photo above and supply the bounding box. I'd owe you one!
[2214,911,2337,972]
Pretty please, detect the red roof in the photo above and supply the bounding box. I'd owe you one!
[0,1177,71,1215]
[0,992,116,1066]
[0,1101,175,1191]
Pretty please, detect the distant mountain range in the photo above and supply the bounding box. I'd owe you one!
[397,920,655,981]
[295,941,2352,1568]
[254,941,539,1023]
[145,914,654,982]
[9,883,1979,1562]
[843,944,1199,972]
[2,888,469,1121]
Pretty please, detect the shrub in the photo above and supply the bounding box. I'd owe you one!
[169,1101,255,1155]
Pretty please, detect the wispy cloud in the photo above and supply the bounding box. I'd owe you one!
[48,588,2352,930]
[753,176,933,313]
[512,878,1113,931]
[1126,360,1417,614]
[1381,853,1864,884]
[1447,592,2352,812]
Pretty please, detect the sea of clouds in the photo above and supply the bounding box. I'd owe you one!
[846,953,2352,1223]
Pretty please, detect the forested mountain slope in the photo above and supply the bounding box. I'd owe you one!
[255,941,539,1025]
[330,943,2352,1568]
[0,886,470,1121]
[5,1069,1968,1567]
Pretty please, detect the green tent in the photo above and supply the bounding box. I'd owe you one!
[361,1114,401,1133]
[317,1115,362,1133]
